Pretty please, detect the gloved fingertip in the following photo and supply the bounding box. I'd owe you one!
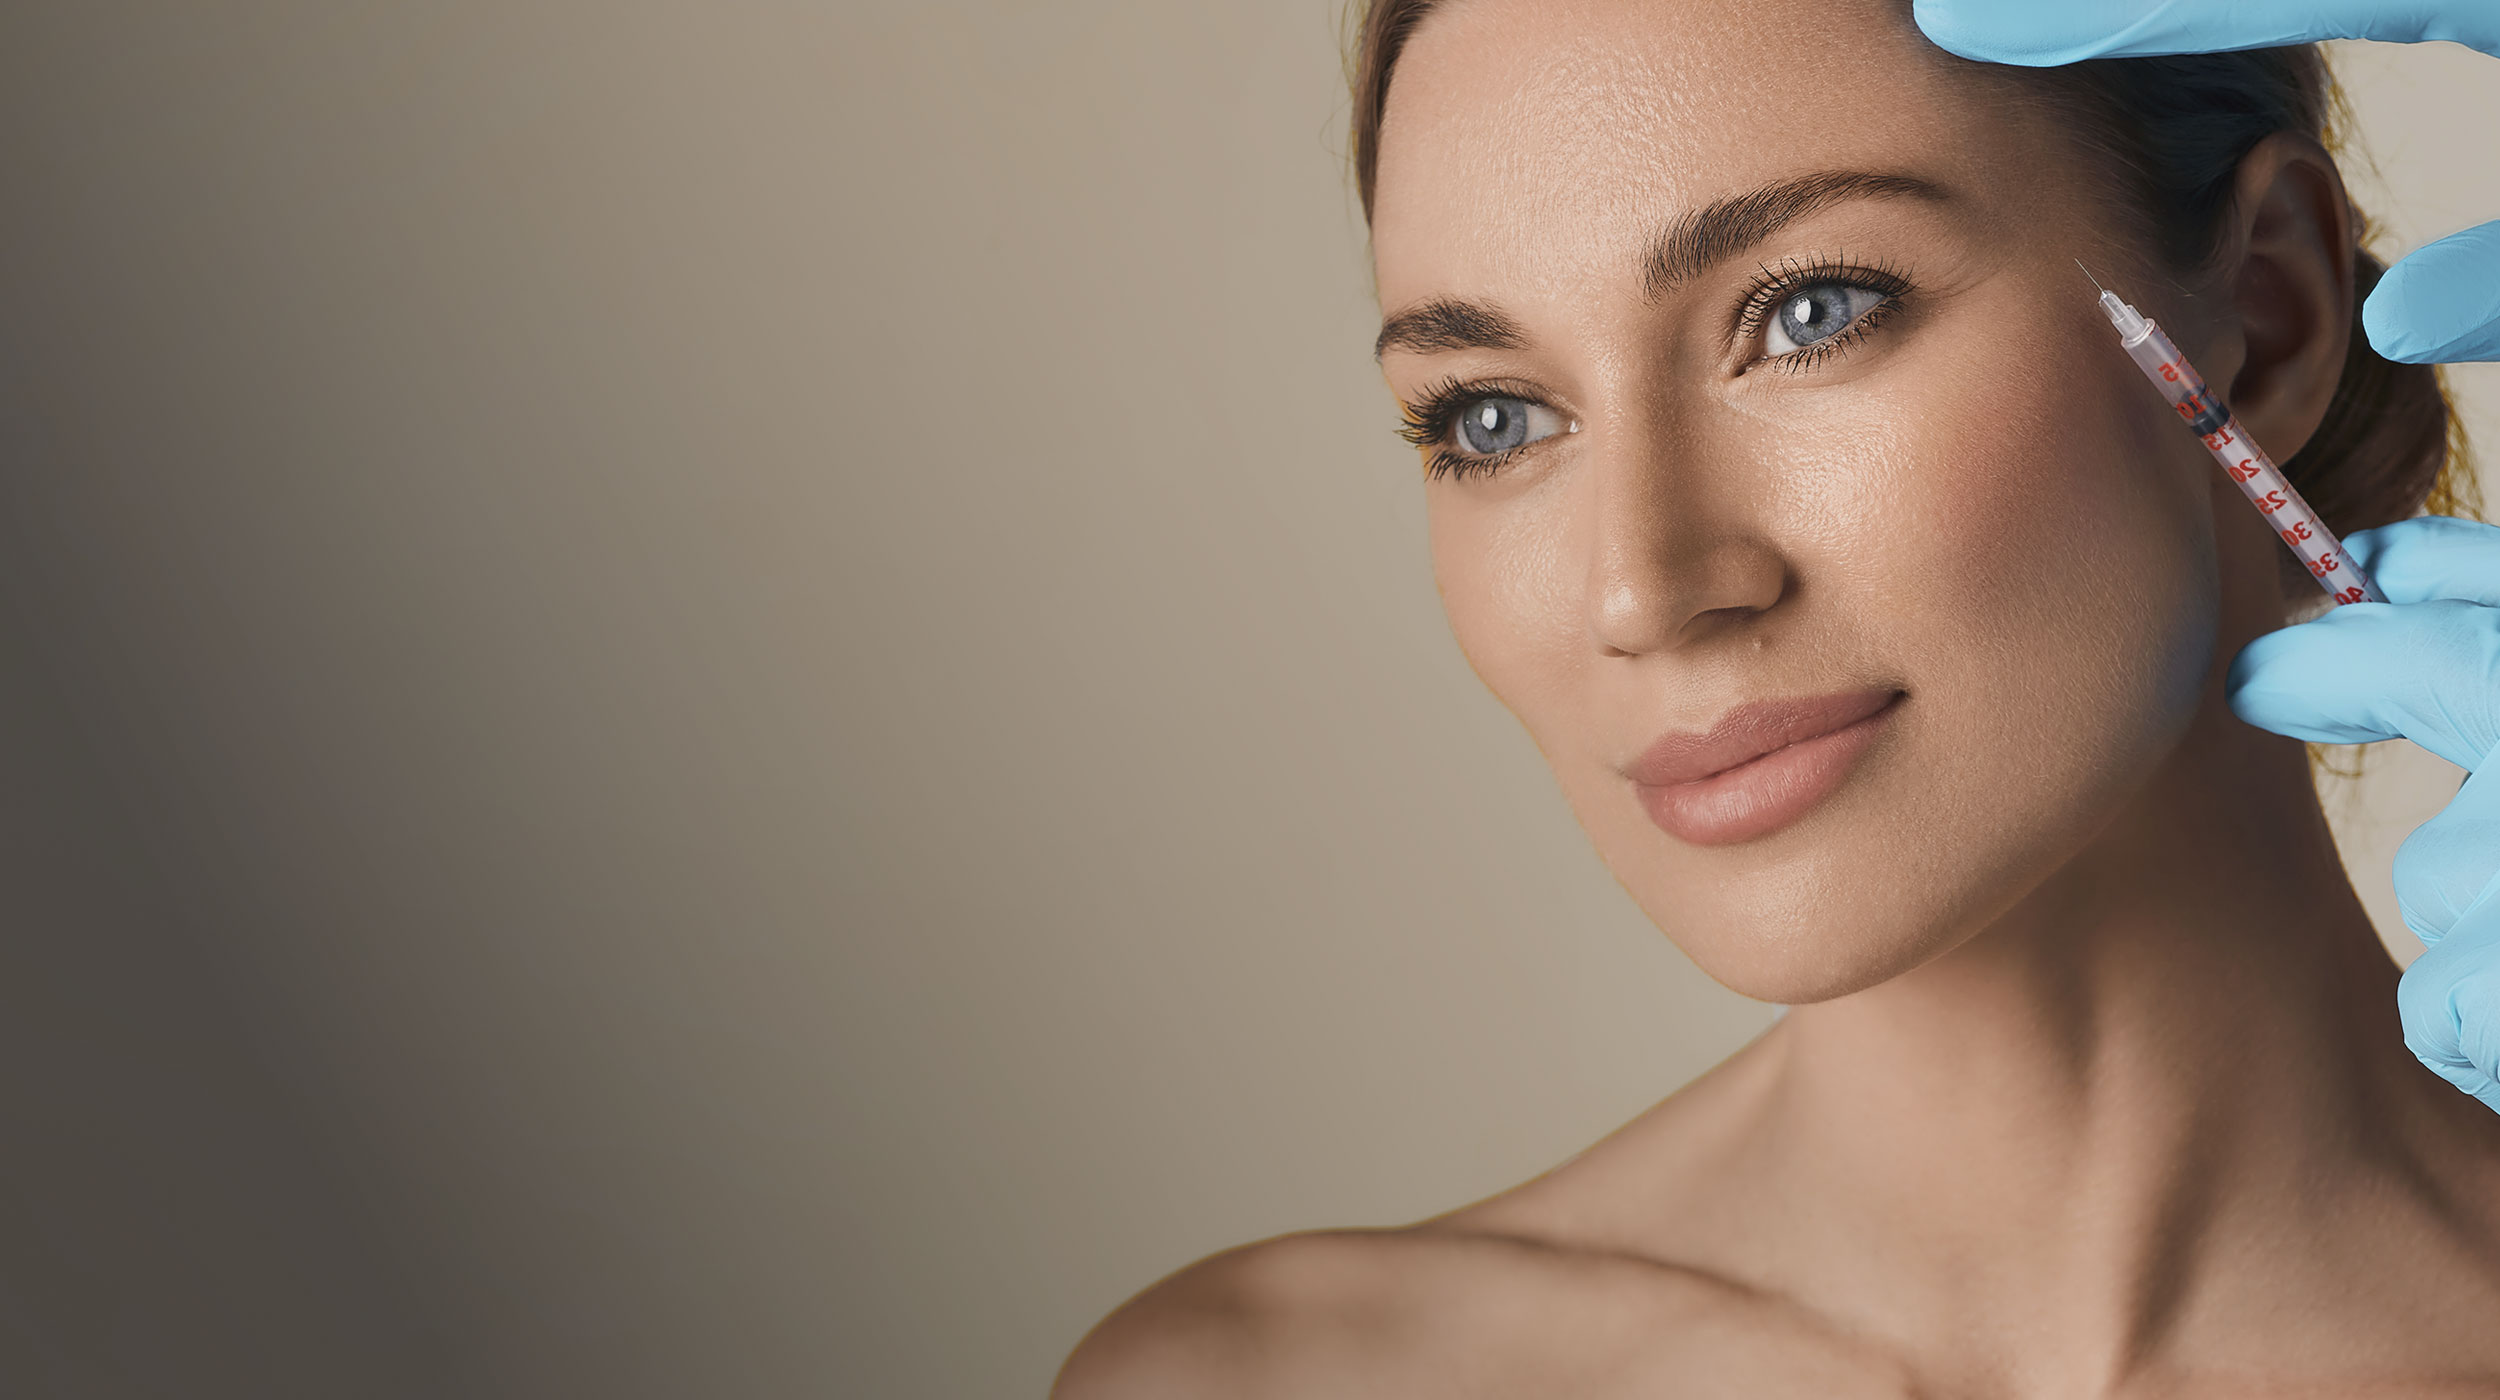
[1907,1,1987,57]
[2362,285,2425,363]
[2366,228,2500,364]
[2362,281,2456,364]
[2221,627,2297,707]
[1909,0,2125,65]
[2221,658,2271,722]
[2219,670,2322,740]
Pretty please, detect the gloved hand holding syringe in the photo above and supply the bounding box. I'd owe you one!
[1920,0,2500,1111]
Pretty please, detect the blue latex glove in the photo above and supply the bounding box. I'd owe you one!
[2230,519,2500,1111]
[1913,0,2500,363]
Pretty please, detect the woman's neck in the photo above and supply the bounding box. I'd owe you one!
[1729,706,2500,1389]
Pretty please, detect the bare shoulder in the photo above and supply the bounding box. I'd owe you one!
[1051,1223,1912,1399]
[1050,1033,1878,1397]
[1047,1230,1392,1400]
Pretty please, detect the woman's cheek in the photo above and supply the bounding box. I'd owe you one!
[1874,358,2220,824]
[1428,485,1591,736]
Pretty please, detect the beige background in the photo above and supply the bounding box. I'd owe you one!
[1,6,2494,1397]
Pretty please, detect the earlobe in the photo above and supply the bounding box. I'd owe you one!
[2219,132,2356,463]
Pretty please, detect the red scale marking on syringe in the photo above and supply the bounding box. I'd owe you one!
[2087,269,2386,607]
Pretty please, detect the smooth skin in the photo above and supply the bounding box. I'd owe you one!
[1056,1,2500,1393]
[1921,0,2500,1118]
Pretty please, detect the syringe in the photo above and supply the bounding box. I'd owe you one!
[2086,266,2385,606]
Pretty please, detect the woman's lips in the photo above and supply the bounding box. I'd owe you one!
[1628,688,1904,846]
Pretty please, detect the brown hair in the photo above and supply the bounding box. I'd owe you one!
[1346,3,2474,570]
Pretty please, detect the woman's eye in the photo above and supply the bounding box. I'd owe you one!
[1762,282,1890,356]
[1451,395,1568,456]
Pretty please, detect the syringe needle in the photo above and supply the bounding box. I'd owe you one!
[2075,259,2109,295]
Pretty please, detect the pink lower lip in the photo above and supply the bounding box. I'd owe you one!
[1634,695,1902,846]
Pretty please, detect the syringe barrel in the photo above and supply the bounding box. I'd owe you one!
[2120,319,2385,606]
[2119,321,2232,434]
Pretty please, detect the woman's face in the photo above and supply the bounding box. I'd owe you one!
[1372,0,2291,1001]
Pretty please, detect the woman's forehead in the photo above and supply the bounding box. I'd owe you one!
[1370,0,2021,301]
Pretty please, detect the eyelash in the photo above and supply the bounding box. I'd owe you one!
[1394,255,1912,481]
[1398,376,1542,482]
[1733,253,1912,375]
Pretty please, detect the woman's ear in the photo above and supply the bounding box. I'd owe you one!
[2214,131,2356,462]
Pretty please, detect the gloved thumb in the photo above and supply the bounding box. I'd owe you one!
[2397,908,2500,1112]
[2393,762,2500,946]
[2227,598,2500,771]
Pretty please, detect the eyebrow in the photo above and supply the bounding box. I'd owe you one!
[1373,168,1951,361]
[1373,297,1528,361]
[1643,169,1950,298]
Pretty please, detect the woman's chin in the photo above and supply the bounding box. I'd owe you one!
[1699,936,1951,1007]
[1634,892,1980,1006]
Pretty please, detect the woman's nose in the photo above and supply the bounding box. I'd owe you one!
[1583,436,1791,656]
